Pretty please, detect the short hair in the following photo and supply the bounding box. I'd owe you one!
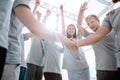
[85,14,99,21]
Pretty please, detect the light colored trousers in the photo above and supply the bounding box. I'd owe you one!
[1,64,20,80]
[67,68,90,80]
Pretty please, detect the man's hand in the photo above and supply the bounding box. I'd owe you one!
[64,38,78,51]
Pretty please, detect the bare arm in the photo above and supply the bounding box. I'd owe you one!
[33,0,40,15]
[77,1,88,35]
[15,4,77,49]
[60,5,66,35]
[60,5,79,50]
[15,4,59,41]
[42,10,51,23]
[77,26,111,47]
[36,11,42,21]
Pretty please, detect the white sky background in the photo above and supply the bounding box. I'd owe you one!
[22,0,120,80]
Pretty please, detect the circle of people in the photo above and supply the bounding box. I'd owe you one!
[0,0,120,80]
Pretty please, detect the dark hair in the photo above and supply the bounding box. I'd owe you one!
[112,0,120,3]
[85,14,99,21]
[66,24,76,38]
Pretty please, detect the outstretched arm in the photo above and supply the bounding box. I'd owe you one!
[15,4,60,41]
[15,4,77,49]
[76,26,111,47]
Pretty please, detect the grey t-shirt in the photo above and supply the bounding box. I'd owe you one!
[6,0,30,64]
[27,36,44,67]
[41,40,62,74]
[102,7,120,67]
[84,30,117,70]
[62,35,89,70]
[0,0,13,49]
[19,34,29,68]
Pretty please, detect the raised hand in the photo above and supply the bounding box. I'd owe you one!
[60,5,63,11]
[36,11,42,20]
[42,10,51,23]
[80,1,88,12]
[46,10,51,17]
[33,0,40,14]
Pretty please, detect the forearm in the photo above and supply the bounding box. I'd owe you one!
[77,1,87,28]
[77,1,88,35]
[33,0,40,14]
[60,5,66,35]
[77,11,85,35]
[15,5,59,41]
[77,5,86,35]
[77,11,84,28]
[61,11,65,35]
[77,33,102,46]
[77,26,111,47]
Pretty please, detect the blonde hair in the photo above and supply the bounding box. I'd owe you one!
[85,14,99,21]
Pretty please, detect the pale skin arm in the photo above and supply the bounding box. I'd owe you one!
[77,1,88,35]
[15,4,76,47]
[60,5,78,50]
[33,0,40,15]
[15,5,58,41]
[60,5,66,35]
[76,26,111,47]
[42,10,51,23]
[23,3,41,40]
[36,11,42,21]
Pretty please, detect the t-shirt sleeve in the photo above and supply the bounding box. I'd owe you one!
[83,29,91,37]
[102,15,112,28]
[13,0,30,9]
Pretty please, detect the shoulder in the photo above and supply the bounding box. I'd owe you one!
[13,0,30,9]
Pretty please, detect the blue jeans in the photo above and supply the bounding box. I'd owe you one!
[67,68,90,80]
[19,66,27,80]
